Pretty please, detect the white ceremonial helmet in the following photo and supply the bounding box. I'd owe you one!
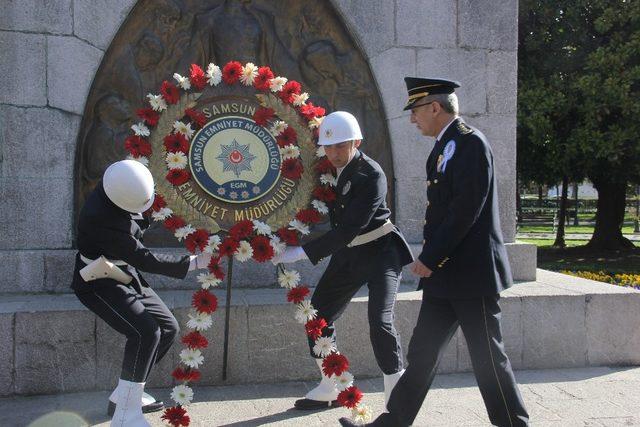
[318,111,363,146]
[103,160,155,213]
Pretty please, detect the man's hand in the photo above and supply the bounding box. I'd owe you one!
[271,246,308,265]
[410,259,433,278]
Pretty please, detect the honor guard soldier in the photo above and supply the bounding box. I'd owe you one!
[341,80,530,427]
[71,160,211,427]
[272,111,414,410]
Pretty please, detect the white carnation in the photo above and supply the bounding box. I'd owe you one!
[295,300,317,323]
[174,121,194,139]
[240,62,258,86]
[288,219,310,235]
[175,225,196,241]
[170,384,194,406]
[166,151,188,169]
[173,73,191,90]
[187,312,213,331]
[252,220,272,236]
[151,207,173,221]
[311,199,329,215]
[292,92,309,106]
[269,76,287,92]
[131,122,150,137]
[206,63,222,86]
[278,269,300,289]
[147,94,167,112]
[234,240,253,262]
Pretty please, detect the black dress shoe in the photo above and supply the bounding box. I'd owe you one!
[339,413,405,427]
[293,397,341,410]
[107,399,164,416]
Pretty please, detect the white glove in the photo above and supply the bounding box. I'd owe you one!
[271,246,308,265]
[188,252,213,271]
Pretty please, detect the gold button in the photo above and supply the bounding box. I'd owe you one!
[423,220,427,225]
[434,179,439,184]
[421,240,426,245]
[341,204,344,208]
[427,201,430,207]
[427,180,431,187]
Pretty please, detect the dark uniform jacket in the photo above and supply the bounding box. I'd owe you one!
[303,150,413,266]
[71,181,191,294]
[418,118,513,297]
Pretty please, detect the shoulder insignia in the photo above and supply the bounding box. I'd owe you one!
[457,121,472,135]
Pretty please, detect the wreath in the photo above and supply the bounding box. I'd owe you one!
[123,61,373,426]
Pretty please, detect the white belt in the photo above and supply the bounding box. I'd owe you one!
[347,220,395,248]
[80,254,128,266]
[79,254,132,284]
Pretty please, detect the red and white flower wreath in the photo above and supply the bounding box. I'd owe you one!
[123,61,373,426]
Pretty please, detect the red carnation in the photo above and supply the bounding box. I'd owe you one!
[166,169,191,186]
[185,228,209,254]
[300,102,325,120]
[313,186,336,203]
[171,366,201,382]
[208,257,225,280]
[315,158,336,174]
[279,80,301,104]
[296,208,322,224]
[253,66,274,91]
[305,318,328,341]
[219,237,240,257]
[287,286,310,304]
[322,353,350,377]
[161,80,180,104]
[251,235,274,262]
[164,216,186,232]
[229,220,254,240]
[161,406,190,427]
[185,108,207,128]
[222,61,242,85]
[189,63,207,90]
[124,135,152,157]
[151,194,166,212]
[277,227,299,245]
[164,133,190,154]
[281,158,304,180]
[181,331,209,349]
[253,107,274,126]
[337,386,363,409]
[276,126,297,147]
[192,289,218,314]
[136,107,159,127]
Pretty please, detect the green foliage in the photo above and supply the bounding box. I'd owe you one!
[518,0,640,186]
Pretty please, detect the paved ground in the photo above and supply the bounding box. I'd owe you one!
[3,366,640,427]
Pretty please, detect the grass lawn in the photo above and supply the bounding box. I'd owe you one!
[518,224,637,234]
[517,239,640,274]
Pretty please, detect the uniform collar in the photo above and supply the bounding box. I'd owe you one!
[436,116,459,143]
[336,149,362,189]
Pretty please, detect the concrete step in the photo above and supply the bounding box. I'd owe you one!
[1,269,639,397]
[0,242,536,294]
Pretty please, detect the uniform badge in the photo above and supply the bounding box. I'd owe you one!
[342,180,351,195]
[436,154,444,172]
[441,140,456,172]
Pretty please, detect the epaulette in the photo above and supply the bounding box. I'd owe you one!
[457,121,473,135]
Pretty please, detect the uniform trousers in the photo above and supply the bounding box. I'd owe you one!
[308,234,404,375]
[386,295,529,426]
[75,284,179,383]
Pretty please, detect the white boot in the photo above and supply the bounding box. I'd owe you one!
[384,369,405,409]
[110,379,151,427]
[294,358,340,409]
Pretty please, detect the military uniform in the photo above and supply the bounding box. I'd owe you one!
[342,78,529,427]
[72,181,191,383]
[302,150,414,374]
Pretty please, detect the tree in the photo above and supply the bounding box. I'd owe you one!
[518,0,640,250]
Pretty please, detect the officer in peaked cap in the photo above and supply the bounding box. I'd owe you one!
[272,111,414,411]
[340,80,529,426]
[71,160,212,426]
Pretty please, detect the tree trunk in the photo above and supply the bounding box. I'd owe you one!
[516,180,522,222]
[554,175,569,248]
[587,179,634,250]
[573,182,579,226]
[538,185,543,208]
